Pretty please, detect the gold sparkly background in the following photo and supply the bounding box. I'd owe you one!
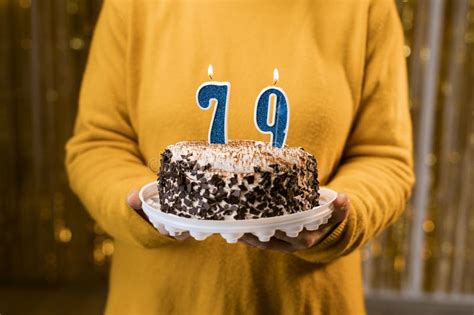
[0,0,108,284]
[0,0,473,302]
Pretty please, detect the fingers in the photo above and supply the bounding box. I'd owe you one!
[309,192,349,240]
[173,231,191,241]
[127,189,152,223]
[268,192,351,250]
[327,192,349,225]
[127,189,142,210]
[127,189,190,241]
[273,230,321,249]
[239,234,296,253]
[126,191,349,247]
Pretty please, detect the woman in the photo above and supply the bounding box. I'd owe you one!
[66,0,415,314]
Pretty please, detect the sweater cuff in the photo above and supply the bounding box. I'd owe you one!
[292,189,362,263]
[315,217,348,250]
[292,217,348,263]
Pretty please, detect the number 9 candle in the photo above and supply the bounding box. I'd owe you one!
[254,68,290,148]
[196,65,230,144]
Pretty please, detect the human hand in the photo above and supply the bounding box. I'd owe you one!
[239,193,349,253]
[127,190,191,241]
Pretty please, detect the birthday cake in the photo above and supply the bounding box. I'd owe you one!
[157,140,320,220]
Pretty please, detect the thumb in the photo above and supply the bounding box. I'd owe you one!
[127,189,142,210]
[328,192,349,225]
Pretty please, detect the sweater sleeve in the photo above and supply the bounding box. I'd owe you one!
[294,1,415,263]
[65,0,174,248]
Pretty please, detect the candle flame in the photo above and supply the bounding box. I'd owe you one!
[208,64,214,80]
[273,68,279,85]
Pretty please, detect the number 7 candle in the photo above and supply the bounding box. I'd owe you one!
[254,68,290,148]
[196,65,230,144]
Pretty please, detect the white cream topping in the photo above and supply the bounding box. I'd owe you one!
[167,140,308,173]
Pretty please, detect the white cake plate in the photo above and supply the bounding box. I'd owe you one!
[139,181,337,244]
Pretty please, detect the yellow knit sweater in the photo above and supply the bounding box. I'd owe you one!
[66,0,414,314]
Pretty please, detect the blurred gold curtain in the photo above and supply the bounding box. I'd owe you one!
[0,0,473,301]
[0,0,107,283]
[363,0,474,299]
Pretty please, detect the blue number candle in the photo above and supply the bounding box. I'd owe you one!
[254,68,290,148]
[196,65,230,144]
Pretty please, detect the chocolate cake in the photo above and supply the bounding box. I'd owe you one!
[157,140,319,220]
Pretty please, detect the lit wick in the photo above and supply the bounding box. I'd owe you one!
[273,68,279,85]
[208,64,214,80]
